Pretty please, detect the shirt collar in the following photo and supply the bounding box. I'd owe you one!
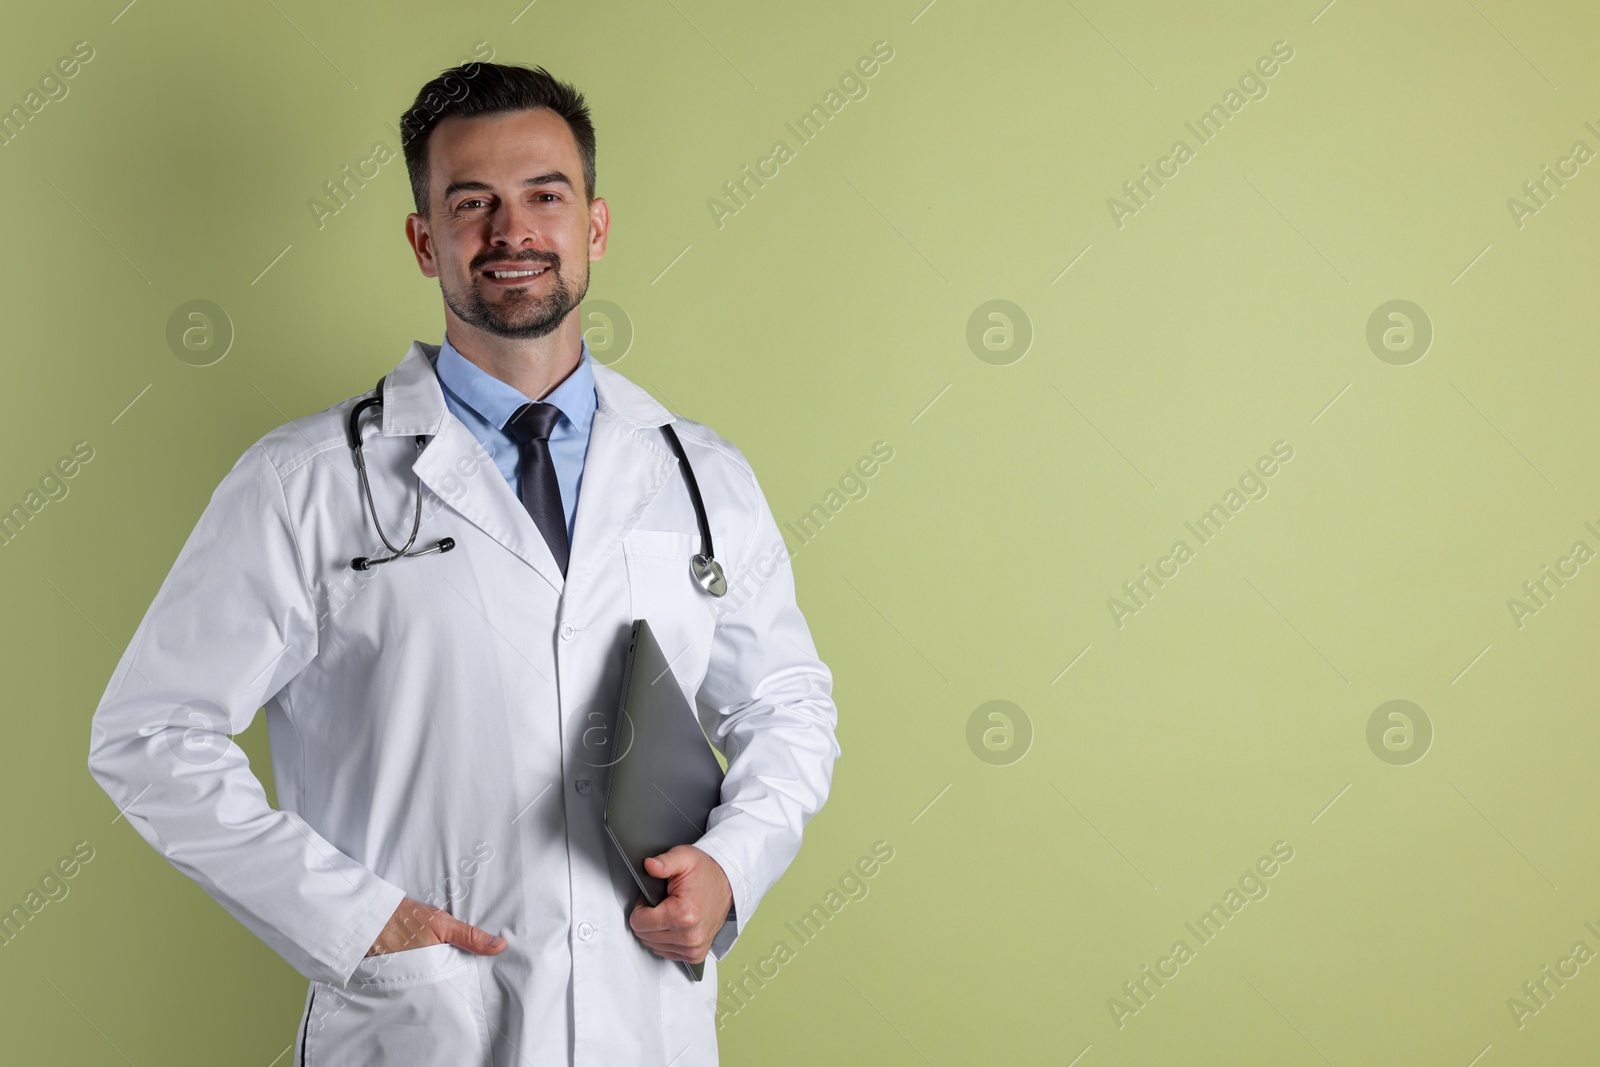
[435,333,598,436]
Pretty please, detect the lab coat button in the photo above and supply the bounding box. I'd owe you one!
[559,622,576,640]
[575,778,590,795]
[578,921,594,941]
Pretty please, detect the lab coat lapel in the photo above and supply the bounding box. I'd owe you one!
[380,340,566,591]
[562,404,674,604]
[415,418,567,590]
[376,341,681,599]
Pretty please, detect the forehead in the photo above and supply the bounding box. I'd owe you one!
[427,108,580,187]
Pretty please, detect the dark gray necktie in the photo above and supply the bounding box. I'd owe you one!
[503,402,569,576]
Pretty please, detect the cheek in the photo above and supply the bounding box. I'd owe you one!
[442,250,482,287]
[555,234,593,271]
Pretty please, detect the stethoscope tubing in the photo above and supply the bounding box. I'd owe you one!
[346,375,723,596]
[347,381,454,571]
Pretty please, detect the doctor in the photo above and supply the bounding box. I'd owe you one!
[86,61,840,1066]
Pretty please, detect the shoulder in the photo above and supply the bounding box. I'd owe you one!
[663,414,760,495]
[244,384,375,485]
[593,359,761,494]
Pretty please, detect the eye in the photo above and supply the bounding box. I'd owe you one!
[454,198,489,212]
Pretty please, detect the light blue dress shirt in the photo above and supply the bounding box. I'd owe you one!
[434,334,598,545]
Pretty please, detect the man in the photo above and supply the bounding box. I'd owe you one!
[86,62,840,1066]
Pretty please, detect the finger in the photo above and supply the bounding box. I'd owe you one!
[644,845,694,880]
[629,900,688,936]
[646,942,709,964]
[441,916,507,955]
[629,891,682,926]
[640,941,696,962]
[637,884,703,925]
[634,926,699,951]
[642,940,703,963]
[634,921,708,951]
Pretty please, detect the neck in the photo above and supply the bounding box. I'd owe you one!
[444,315,583,401]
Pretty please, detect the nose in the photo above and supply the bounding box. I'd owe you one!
[489,197,544,256]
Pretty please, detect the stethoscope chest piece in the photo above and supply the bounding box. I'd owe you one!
[659,423,727,599]
[692,553,727,597]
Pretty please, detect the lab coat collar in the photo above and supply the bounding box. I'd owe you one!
[379,339,672,438]
[379,339,679,595]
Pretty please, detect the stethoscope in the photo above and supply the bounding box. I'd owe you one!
[345,375,727,598]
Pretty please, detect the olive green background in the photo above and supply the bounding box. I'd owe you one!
[4,0,1598,1062]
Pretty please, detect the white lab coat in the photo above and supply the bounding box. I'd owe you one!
[86,340,841,1066]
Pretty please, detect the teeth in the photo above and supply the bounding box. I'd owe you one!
[490,269,545,278]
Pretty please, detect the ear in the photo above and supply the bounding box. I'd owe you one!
[405,212,439,278]
[587,196,610,262]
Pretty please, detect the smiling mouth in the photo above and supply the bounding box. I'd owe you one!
[482,266,550,283]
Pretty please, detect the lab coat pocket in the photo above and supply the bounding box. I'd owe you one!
[623,530,717,692]
[304,943,489,1067]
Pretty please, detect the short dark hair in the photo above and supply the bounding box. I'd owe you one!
[399,61,597,216]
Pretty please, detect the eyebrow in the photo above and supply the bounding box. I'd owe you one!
[440,172,576,204]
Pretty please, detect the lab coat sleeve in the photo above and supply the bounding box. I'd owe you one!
[691,459,841,960]
[86,443,408,988]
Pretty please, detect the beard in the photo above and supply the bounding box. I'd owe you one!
[442,254,589,340]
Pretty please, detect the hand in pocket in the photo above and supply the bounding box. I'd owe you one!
[366,896,507,957]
